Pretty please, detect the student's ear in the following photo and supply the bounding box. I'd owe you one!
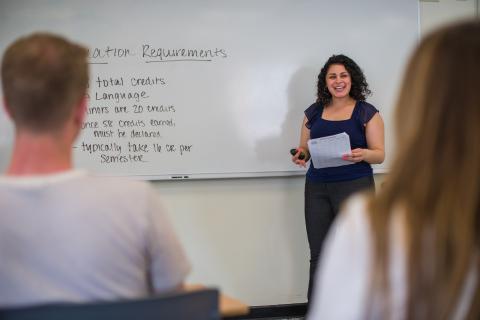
[73,95,87,127]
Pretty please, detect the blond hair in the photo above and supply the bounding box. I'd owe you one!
[1,33,88,132]
[368,19,480,319]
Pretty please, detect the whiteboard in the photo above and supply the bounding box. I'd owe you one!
[0,0,418,180]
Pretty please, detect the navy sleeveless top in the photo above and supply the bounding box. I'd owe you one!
[305,100,379,182]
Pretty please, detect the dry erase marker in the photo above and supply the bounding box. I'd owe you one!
[290,148,306,160]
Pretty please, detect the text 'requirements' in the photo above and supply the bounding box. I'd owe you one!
[77,44,227,165]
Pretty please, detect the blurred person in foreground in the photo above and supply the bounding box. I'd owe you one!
[308,19,480,319]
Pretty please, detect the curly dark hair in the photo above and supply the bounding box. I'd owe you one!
[316,54,371,105]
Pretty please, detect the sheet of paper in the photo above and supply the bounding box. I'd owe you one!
[307,132,354,169]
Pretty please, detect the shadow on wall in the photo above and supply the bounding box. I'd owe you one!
[254,66,318,165]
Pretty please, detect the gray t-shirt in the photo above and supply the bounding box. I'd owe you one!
[0,170,190,307]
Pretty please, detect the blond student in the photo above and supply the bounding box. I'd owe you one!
[0,33,190,307]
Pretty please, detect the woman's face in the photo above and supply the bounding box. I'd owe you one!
[325,64,351,99]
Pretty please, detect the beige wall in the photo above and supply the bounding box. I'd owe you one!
[151,176,308,306]
[419,0,477,35]
[151,173,387,306]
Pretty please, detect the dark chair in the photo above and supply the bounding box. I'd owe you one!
[0,289,220,320]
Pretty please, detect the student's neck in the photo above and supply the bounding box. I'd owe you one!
[6,131,73,176]
[328,96,355,108]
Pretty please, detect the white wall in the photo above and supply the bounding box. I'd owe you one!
[419,0,477,35]
[151,0,478,306]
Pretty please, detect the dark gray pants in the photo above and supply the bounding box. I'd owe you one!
[305,175,375,302]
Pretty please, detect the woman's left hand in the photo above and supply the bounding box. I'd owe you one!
[342,148,366,163]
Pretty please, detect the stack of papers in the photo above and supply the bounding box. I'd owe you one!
[307,132,353,169]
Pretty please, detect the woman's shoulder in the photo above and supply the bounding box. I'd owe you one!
[356,100,378,112]
[355,100,379,124]
[307,193,374,318]
[322,193,373,251]
[305,101,322,114]
[304,101,323,128]
[338,193,371,229]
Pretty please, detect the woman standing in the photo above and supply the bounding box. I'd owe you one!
[292,54,385,301]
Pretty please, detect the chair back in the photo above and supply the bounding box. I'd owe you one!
[0,289,220,320]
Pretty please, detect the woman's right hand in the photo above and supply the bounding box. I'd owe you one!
[291,147,309,168]
[293,116,311,168]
